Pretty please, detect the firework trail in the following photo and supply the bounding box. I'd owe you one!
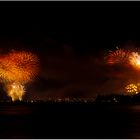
[0,51,39,101]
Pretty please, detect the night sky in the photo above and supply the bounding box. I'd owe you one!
[0,1,140,100]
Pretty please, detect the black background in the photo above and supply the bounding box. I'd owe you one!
[0,1,140,52]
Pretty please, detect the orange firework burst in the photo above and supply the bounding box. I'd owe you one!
[106,48,131,65]
[0,50,39,101]
[0,51,39,84]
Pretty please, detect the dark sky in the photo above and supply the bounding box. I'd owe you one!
[0,1,140,100]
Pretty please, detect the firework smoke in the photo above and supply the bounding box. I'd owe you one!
[0,51,39,101]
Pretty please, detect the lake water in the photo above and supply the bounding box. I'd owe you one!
[0,102,140,138]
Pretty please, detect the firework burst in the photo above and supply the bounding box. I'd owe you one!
[0,51,39,84]
[125,82,140,95]
[125,83,138,95]
[106,48,131,65]
[0,50,39,101]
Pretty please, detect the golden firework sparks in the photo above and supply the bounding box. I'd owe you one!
[6,82,25,101]
[125,83,139,95]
